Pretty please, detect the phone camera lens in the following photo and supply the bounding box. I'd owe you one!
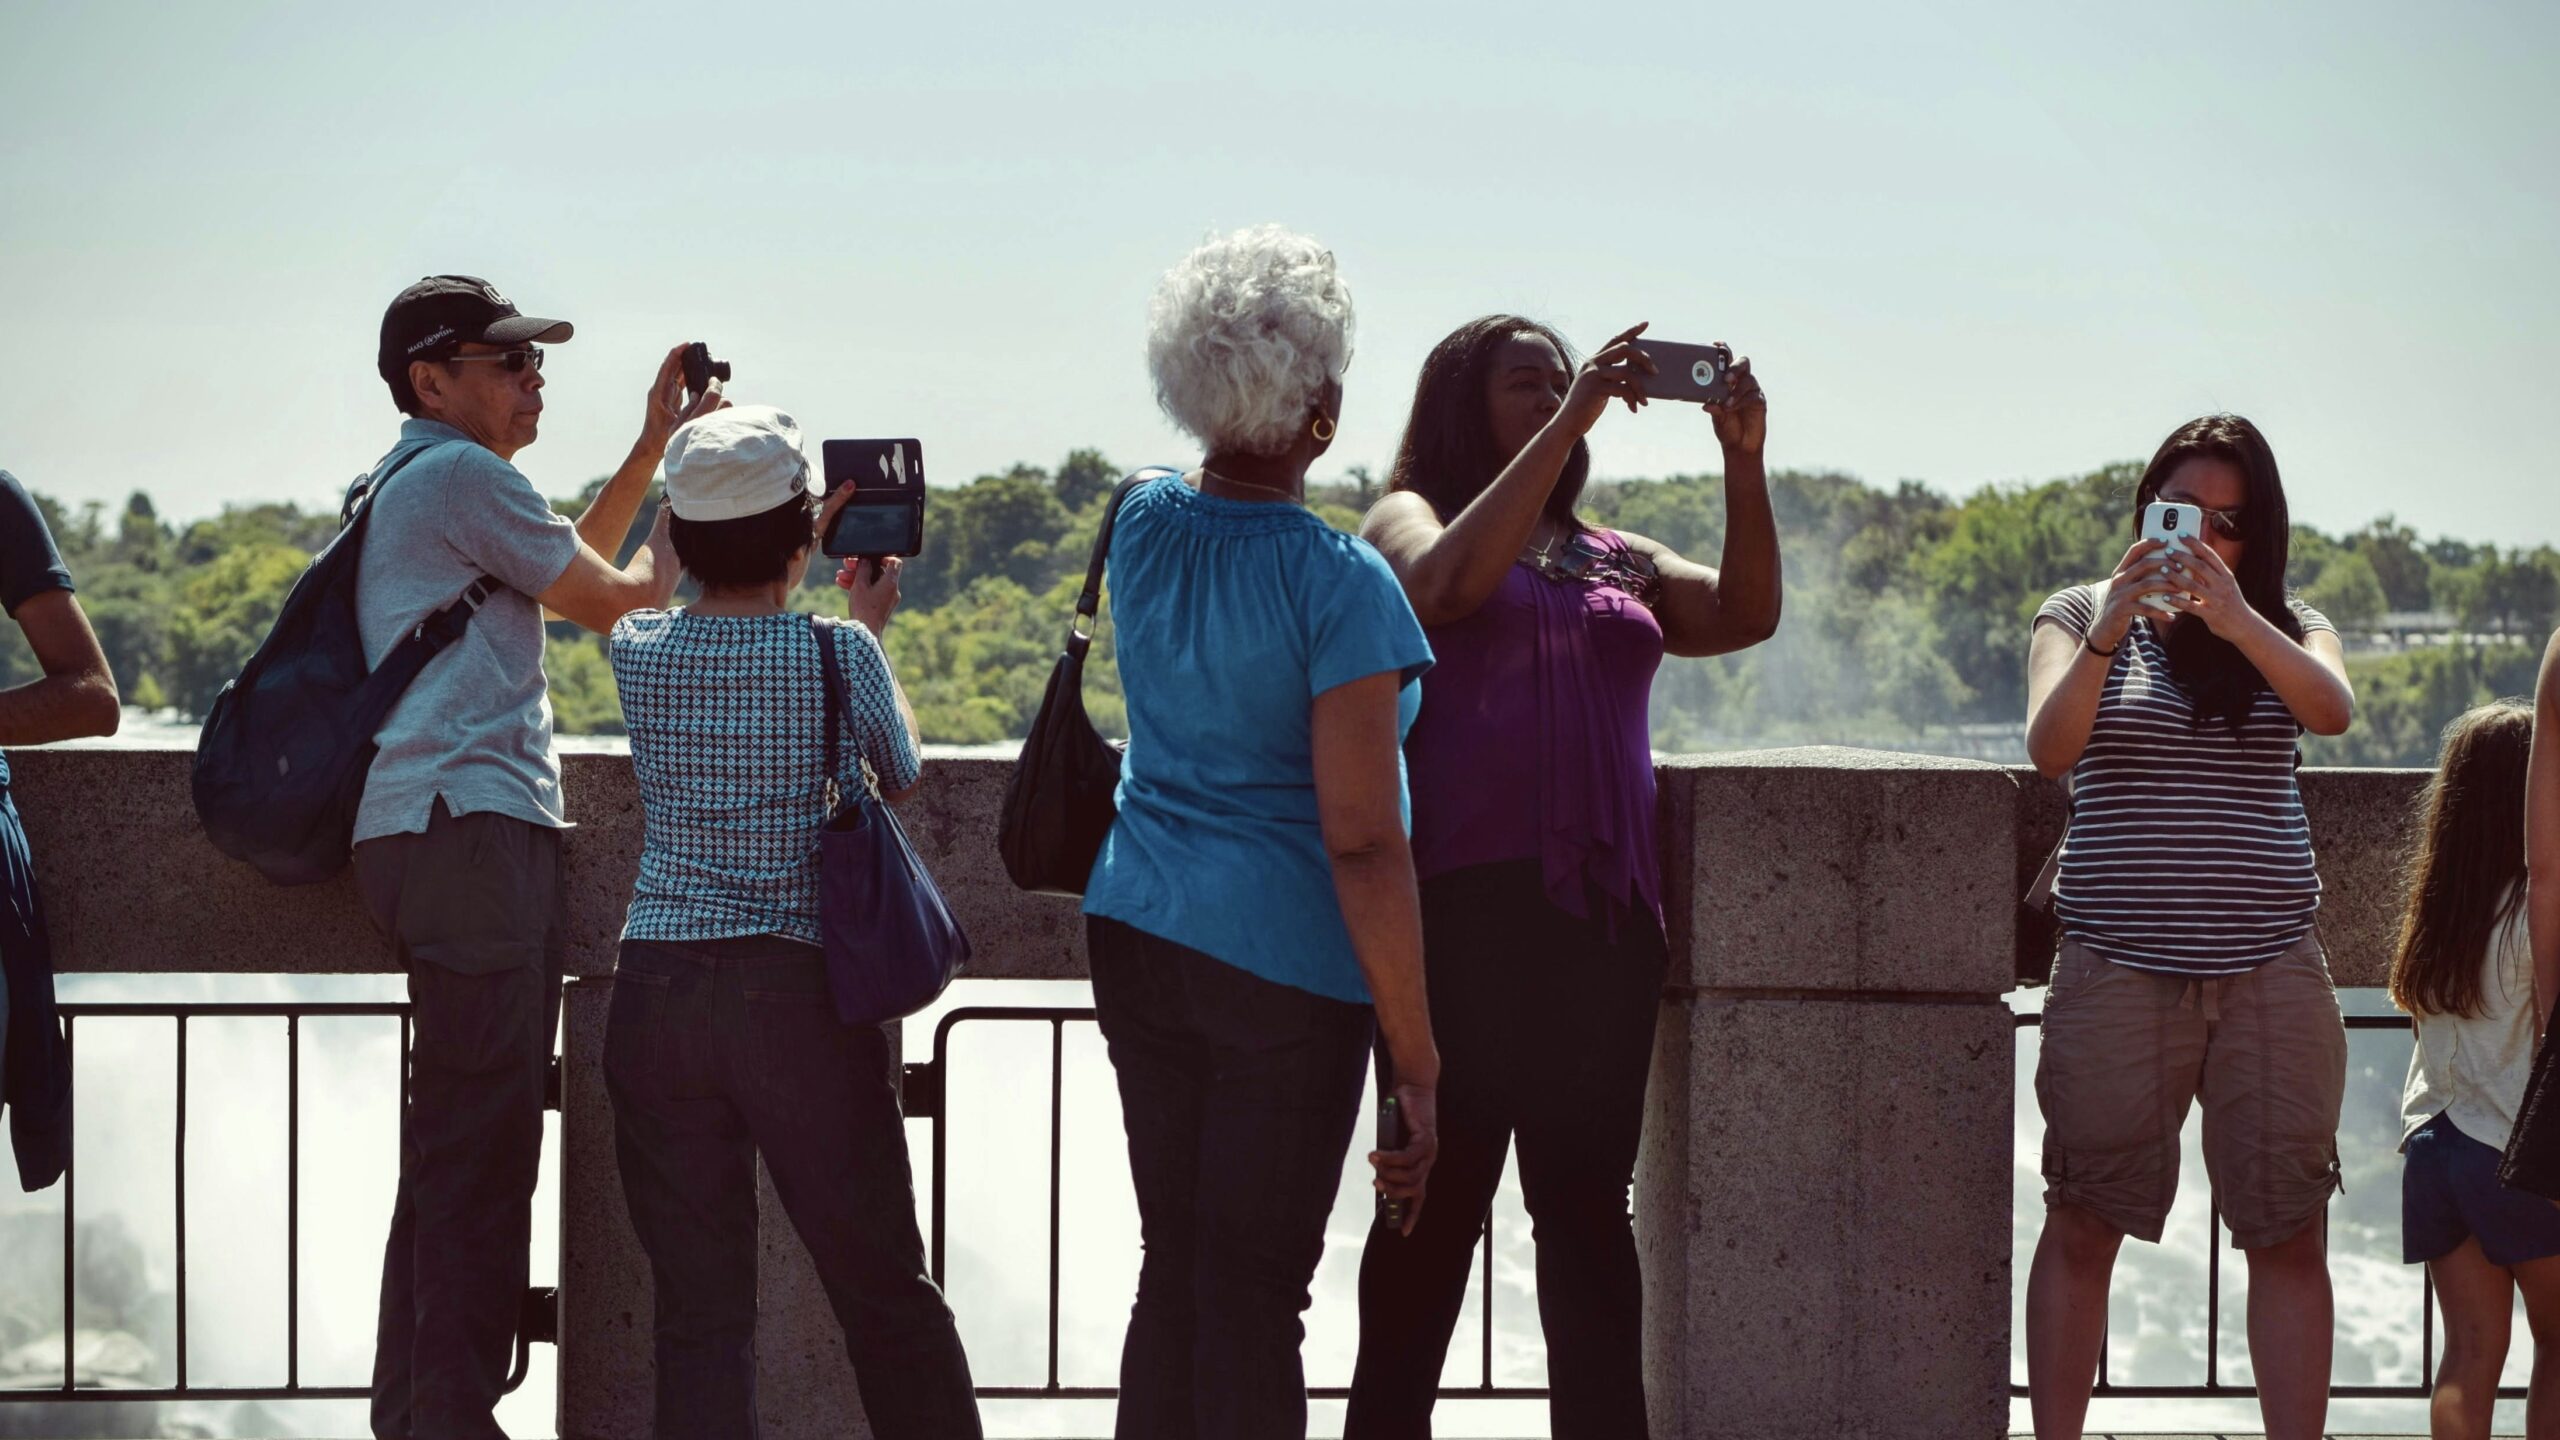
[2162,507,2180,529]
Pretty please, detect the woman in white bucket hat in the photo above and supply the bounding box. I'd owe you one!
[601,403,980,1439]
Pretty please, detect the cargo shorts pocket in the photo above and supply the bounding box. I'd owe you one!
[2041,1138,2174,1243]
[2215,1133,2343,1250]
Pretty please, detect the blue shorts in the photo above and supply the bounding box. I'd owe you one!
[2403,1111,2560,1265]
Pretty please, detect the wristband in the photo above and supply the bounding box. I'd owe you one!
[2083,634,2120,659]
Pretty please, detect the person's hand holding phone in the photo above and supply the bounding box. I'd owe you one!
[2158,537,2253,640]
[816,476,904,634]
[1707,348,1767,456]
[835,555,903,638]
[2090,539,2181,652]
[1555,322,1657,438]
[1369,1079,1439,1237]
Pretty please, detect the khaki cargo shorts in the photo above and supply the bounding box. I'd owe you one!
[2034,932,2346,1250]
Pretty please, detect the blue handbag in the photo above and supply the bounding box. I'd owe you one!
[811,616,970,1025]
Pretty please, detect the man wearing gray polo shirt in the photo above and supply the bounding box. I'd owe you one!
[357,275,715,1440]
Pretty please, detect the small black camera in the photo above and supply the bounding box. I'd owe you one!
[681,342,732,396]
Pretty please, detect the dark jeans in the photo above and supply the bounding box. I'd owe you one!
[1087,916,1376,1440]
[604,935,980,1440]
[1344,862,1666,1440]
[352,803,566,1440]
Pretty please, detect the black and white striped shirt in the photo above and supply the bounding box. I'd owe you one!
[2035,585,2336,977]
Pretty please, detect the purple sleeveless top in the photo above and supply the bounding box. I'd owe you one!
[1405,530,1666,926]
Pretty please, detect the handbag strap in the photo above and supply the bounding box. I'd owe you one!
[814,607,885,809]
[1068,467,1180,659]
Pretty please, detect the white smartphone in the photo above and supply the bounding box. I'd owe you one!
[2138,501,2202,611]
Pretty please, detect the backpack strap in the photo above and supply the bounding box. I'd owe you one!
[346,438,508,640]
[409,576,497,647]
[341,440,446,525]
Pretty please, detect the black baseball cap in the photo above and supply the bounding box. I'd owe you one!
[377,274,573,390]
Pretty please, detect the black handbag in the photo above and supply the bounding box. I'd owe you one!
[997,468,1175,895]
[811,616,969,1023]
[2503,1039,2560,1199]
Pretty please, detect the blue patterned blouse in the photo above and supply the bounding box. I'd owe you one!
[609,610,919,945]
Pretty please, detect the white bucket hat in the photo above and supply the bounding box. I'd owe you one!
[662,404,810,521]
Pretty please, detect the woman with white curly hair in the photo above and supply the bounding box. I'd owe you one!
[1079,225,1442,1438]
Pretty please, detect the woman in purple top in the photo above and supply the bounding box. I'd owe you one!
[1346,315,1780,1437]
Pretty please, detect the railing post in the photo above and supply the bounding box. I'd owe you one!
[1638,747,2017,1440]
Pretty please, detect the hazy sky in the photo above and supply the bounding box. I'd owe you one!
[4,1,2555,548]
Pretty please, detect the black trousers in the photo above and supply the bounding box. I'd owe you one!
[353,803,566,1440]
[1087,915,1376,1440]
[604,935,980,1440]
[1344,862,1666,1440]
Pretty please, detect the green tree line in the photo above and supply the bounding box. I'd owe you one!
[6,457,2553,768]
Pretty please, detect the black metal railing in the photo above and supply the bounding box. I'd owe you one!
[911,1005,1548,1403]
[8,996,2499,1418]
[2009,1008,2513,1403]
[0,1002,547,1405]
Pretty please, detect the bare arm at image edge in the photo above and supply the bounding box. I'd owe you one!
[2531,627,2560,1029]
[0,589,120,745]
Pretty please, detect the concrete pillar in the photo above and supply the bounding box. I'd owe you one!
[1638,748,2018,1440]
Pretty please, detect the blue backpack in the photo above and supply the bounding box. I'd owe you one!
[191,440,496,884]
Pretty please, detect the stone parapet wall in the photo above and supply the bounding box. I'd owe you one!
[1,745,2433,1439]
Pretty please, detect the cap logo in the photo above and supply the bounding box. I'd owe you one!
[406,325,457,355]
[480,284,509,307]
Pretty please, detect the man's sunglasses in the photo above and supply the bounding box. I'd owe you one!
[444,346,546,374]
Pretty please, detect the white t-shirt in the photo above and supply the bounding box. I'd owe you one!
[2401,889,2538,1151]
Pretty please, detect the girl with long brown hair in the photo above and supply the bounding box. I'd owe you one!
[2391,701,2560,1440]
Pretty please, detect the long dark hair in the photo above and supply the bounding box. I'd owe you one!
[2388,701,2534,1019]
[1387,314,1591,530]
[2131,414,2304,731]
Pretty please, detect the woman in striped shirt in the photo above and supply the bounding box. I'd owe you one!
[2019,414,2356,1440]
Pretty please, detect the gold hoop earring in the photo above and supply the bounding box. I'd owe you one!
[1311,416,1336,443]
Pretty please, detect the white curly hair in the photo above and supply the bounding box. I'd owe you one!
[1145,225,1354,458]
